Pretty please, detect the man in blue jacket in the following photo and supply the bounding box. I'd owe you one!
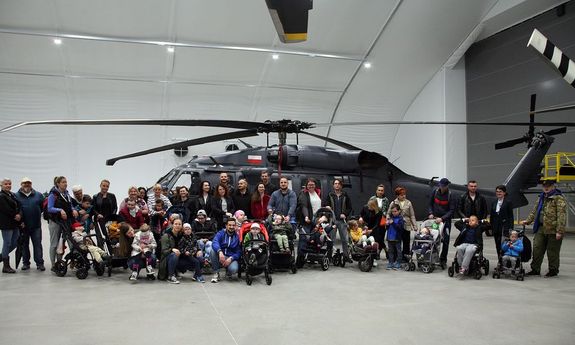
[15,177,45,271]
[210,217,241,283]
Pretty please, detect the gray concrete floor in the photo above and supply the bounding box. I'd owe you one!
[1,224,575,345]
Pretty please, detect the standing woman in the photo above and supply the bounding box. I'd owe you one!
[210,184,235,230]
[0,178,23,273]
[490,185,513,259]
[47,176,75,270]
[138,187,148,204]
[360,199,386,262]
[92,179,118,222]
[387,186,417,259]
[195,181,213,217]
[251,183,270,221]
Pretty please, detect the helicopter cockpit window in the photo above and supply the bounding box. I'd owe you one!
[172,171,200,194]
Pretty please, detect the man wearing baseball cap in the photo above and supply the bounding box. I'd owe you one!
[521,179,567,277]
[15,177,46,271]
[428,177,456,266]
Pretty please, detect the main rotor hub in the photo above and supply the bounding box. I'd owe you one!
[259,119,315,134]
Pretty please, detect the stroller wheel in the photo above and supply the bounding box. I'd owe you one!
[358,256,373,272]
[483,259,490,276]
[291,265,297,274]
[321,257,330,271]
[95,262,106,276]
[76,268,89,280]
[332,254,341,267]
[474,270,482,280]
[421,264,431,274]
[54,260,68,277]
[429,263,435,273]
[245,274,252,286]
[492,272,500,279]
[447,266,454,277]
[409,262,416,271]
[265,271,272,285]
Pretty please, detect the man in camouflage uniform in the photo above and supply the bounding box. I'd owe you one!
[521,180,567,277]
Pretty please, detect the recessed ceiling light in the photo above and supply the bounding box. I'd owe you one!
[363,62,372,69]
[272,54,279,60]
[167,46,175,53]
[53,38,62,45]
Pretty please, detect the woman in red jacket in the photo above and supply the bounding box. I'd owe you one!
[251,183,270,221]
[119,199,145,230]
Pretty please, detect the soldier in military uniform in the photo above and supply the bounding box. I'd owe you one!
[521,180,567,278]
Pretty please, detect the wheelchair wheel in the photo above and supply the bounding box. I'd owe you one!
[474,269,482,280]
[76,267,89,280]
[447,266,454,277]
[321,257,330,271]
[54,260,67,277]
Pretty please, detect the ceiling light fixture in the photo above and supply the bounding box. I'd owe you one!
[363,62,371,69]
[167,46,175,53]
[53,38,62,45]
[272,54,279,60]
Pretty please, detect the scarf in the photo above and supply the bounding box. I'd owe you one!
[533,189,562,233]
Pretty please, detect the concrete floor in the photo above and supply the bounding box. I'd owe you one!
[1,225,575,345]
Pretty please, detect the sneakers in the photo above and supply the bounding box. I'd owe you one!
[211,272,220,283]
[129,271,138,281]
[145,265,155,275]
[195,275,206,283]
[459,267,466,275]
[386,263,393,270]
[167,275,180,284]
[37,264,46,271]
[526,270,540,276]
[544,271,558,278]
[393,263,400,270]
[372,261,378,267]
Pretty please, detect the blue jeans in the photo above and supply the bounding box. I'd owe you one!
[387,240,402,264]
[1,229,20,258]
[21,227,44,266]
[209,249,239,276]
[197,240,213,258]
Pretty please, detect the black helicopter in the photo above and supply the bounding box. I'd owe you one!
[2,95,574,219]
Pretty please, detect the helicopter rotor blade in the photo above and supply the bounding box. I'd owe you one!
[299,131,362,150]
[543,127,567,136]
[314,121,575,127]
[494,137,528,150]
[0,119,265,134]
[105,129,259,166]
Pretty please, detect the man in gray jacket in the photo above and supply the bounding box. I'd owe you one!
[267,177,297,222]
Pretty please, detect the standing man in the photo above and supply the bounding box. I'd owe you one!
[15,177,45,271]
[260,171,277,196]
[369,184,390,214]
[457,180,488,220]
[428,178,456,266]
[0,178,22,273]
[232,178,252,219]
[219,172,235,195]
[521,180,567,277]
[323,178,353,261]
[267,177,297,222]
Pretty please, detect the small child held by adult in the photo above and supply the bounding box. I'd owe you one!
[501,230,524,272]
[270,214,291,252]
[129,224,157,281]
[71,222,109,264]
[74,195,95,233]
[386,205,404,270]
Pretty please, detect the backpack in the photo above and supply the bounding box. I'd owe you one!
[521,236,532,263]
[42,197,51,221]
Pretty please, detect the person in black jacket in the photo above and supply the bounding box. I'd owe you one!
[457,180,488,220]
[453,216,485,275]
[322,178,353,261]
[14,177,45,271]
[92,179,118,222]
[490,185,514,258]
[46,176,75,269]
[231,178,252,219]
[0,178,23,273]
[428,178,456,265]
[210,184,235,230]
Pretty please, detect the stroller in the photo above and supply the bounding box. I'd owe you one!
[345,230,379,272]
[295,207,334,271]
[53,221,108,279]
[266,213,297,274]
[405,220,444,273]
[492,227,531,281]
[239,222,272,286]
[93,215,130,276]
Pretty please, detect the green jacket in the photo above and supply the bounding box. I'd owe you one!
[158,229,179,280]
[525,192,567,235]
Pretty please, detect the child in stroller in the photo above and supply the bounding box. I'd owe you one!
[296,210,333,271]
[406,220,443,273]
[71,222,109,265]
[266,213,297,274]
[346,219,379,271]
[241,222,272,285]
[493,229,527,281]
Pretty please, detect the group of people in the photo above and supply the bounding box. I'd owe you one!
[0,170,567,282]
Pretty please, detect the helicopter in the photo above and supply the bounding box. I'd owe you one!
[2,96,574,219]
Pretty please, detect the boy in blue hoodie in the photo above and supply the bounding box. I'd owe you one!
[210,217,241,283]
[501,231,524,271]
[386,205,404,270]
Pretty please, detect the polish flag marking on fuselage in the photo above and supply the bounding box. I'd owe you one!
[247,155,262,164]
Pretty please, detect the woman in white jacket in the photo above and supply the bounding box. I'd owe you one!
[387,186,417,259]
